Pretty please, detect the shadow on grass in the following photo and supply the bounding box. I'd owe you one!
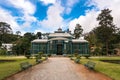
[100,60,120,64]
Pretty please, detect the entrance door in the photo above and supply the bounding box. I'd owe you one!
[57,44,63,55]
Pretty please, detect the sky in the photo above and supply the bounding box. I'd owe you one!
[0,0,120,35]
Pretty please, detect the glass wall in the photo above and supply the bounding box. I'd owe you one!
[72,42,89,56]
[32,43,47,54]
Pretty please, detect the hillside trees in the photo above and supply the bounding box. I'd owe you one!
[12,32,36,55]
[12,38,30,55]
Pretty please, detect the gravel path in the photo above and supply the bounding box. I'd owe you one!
[6,57,112,80]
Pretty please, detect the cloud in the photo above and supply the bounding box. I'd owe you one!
[0,0,37,35]
[8,0,36,15]
[89,0,120,28]
[39,2,64,31]
[40,0,56,5]
[0,7,28,35]
[69,0,120,34]
[39,0,80,32]
[0,7,21,32]
[64,0,79,14]
[7,0,37,28]
[69,10,99,33]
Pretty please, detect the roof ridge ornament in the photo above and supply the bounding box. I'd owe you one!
[58,27,62,31]
[54,27,65,33]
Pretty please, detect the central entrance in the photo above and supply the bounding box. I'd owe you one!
[57,44,63,55]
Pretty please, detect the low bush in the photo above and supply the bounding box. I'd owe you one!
[47,53,51,57]
[67,54,73,57]
[0,48,6,55]
[74,59,80,63]
[25,55,31,59]
[76,55,81,59]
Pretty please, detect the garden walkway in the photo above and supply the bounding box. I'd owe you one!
[6,57,112,80]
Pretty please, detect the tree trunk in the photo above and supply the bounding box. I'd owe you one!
[106,41,109,56]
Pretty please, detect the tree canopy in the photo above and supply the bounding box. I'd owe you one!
[93,8,117,55]
[36,32,42,39]
[0,22,14,43]
[74,24,83,39]
[0,22,12,34]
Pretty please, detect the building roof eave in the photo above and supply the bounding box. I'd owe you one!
[31,39,48,43]
[72,39,88,43]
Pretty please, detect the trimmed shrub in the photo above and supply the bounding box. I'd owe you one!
[74,53,78,57]
[38,52,43,59]
[25,55,31,59]
[47,53,51,57]
[76,55,81,59]
[85,56,90,59]
[74,59,80,63]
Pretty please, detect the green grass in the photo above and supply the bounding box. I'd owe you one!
[0,56,36,80]
[80,56,120,80]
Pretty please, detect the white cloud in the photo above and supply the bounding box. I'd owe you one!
[0,0,37,34]
[40,0,79,14]
[8,0,36,15]
[69,0,120,34]
[64,0,79,14]
[90,0,120,28]
[39,2,64,31]
[39,0,80,32]
[40,0,56,5]
[22,14,37,28]
[7,0,37,28]
[0,7,21,33]
[69,10,99,33]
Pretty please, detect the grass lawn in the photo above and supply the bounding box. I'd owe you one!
[0,56,36,80]
[79,56,120,80]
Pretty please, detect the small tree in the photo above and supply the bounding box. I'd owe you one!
[25,51,31,59]
[38,52,43,59]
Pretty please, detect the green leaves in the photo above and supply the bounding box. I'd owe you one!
[94,8,117,55]
[74,24,83,39]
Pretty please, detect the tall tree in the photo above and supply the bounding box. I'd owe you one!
[74,24,83,39]
[94,9,116,55]
[16,31,21,38]
[36,32,42,39]
[85,32,98,46]
[0,22,12,43]
[0,22,12,34]
[24,32,36,42]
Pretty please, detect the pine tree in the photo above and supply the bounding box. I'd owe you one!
[74,24,83,39]
[94,9,116,55]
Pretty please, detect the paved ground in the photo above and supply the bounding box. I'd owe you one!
[6,57,112,80]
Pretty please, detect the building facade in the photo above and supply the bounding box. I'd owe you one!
[31,28,90,56]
